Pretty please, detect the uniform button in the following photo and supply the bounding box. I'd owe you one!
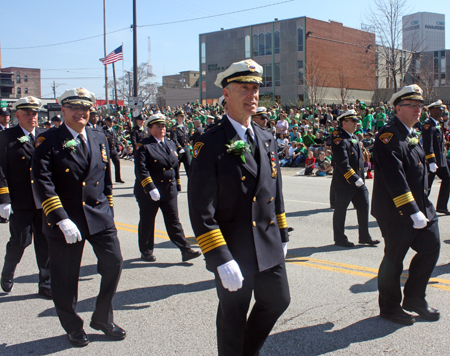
[22,156,25,159]
[104,167,107,170]
[253,197,256,202]
[96,201,100,204]
[270,197,274,202]
[169,179,172,182]
[82,202,85,206]
[30,180,34,183]
[65,168,69,172]
[154,160,157,162]
[252,221,256,227]
[170,167,173,170]
[82,182,86,186]
[161,180,163,182]
[270,221,274,224]
[241,176,246,181]
[163,168,165,170]
[96,182,99,186]
[30,168,32,171]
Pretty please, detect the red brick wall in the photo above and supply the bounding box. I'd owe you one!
[305,18,376,91]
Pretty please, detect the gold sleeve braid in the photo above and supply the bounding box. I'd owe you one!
[426,154,435,160]
[0,187,9,195]
[393,192,415,208]
[42,196,63,215]
[197,229,226,254]
[141,176,153,188]
[344,169,356,180]
[276,213,287,229]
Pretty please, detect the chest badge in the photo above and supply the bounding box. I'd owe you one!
[270,151,277,178]
[101,143,108,163]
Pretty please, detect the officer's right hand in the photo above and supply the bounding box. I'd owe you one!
[217,260,244,292]
[355,178,364,187]
[0,203,12,219]
[149,188,160,201]
[57,219,82,244]
[410,211,429,229]
[429,163,438,173]
[179,148,185,154]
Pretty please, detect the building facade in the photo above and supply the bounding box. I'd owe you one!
[156,70,199,107]
[403,12,445,52]
[199,17,376,106]
[0,67,41,98]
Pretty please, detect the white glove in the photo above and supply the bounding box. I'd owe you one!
[217,260,244,292]
[179,148,185,154]
[282,242,288,258]
[410,211,429,229]
[429,163,438,173]
[0,203,12,219]
[57,218,82,244]
[149,188,160,201]
[355,178,364,187]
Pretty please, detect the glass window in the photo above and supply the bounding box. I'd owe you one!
[274,31,280,54]
[266,64,272,87]
[259,33,265,56]
[17,87,21,94]
[274,63,280,86]
[297,27,303,52]
[245,35,251,58]
[265,32,272,56]
[201,43,206,64]
[24,75,28,82]
[24,88,28,94]
[16,75,20,83]
[253,34,259,57]
[298,60,304,84]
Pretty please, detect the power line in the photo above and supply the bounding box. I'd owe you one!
[2,0,295,50]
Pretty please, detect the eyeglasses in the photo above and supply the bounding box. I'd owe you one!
[398,103,424,109]
[64,105,90,112]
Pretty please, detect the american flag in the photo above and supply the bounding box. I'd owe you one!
[100,45,123,65]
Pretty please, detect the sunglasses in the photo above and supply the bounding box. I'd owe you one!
[64,105,90,112]
[398,103,424,109]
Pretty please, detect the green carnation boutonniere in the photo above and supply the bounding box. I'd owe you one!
[225,140,251,163]
[63,138,78,153]
[407,137,419,147]
[436,125,441,130]
[17,136,30,143]
[351,139,358,144]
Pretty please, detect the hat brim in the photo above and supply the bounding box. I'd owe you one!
[145,118,166,127]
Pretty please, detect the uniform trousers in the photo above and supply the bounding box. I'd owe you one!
[214,262,290,356]
[1,208,50,290]
[178,148,191,175]
[135,191,190,254]
[110,151,122,182]
[428,166,450,211]
[377,219,440,314]
[333,185,370,242]
[48,226,122,334]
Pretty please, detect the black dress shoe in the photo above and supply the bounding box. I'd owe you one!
[141,253,156,262]
[181,248,202,262]
[115,180,125,184]
[287,227,294,232]
[359,238,380,245]
[90,321,126,340]
[1,277,13,293]
[403,304,440,321]
[0,217,8,223]
[335,240,354,248]
[38,288,53,299]
[436,209,450,215]
[380,310,415,325]
[68,329,89,347]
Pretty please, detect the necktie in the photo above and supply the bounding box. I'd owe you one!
[28,133,35,146]
[246,128,257,157]
[160,141,169,155]
[77,134,89,160]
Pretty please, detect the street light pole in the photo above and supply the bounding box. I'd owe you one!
[103,0,109,104]
[133,0,138,98]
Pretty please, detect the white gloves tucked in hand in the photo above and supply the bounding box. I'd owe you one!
[410,211,429,229]
[149,188,160,201]
[179,148,185,154]
[0,203,12,219]
[217,260,244,292]
[429,163,438,173]
[282,242,288,258]
[57,219,82,244]
[355,178,364,187]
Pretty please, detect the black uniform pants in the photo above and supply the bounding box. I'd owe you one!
[377,218,440,314]
[1,208,50,290]
[428,166,450,211]
[179,145,191,175]
[135,192,190,255]
[48,227,122,334]
[214,262,290,356]
[333,184,370,242]
[110,151,122,182]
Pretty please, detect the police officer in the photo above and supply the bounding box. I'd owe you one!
[188,59,290,356]
[130,115,147,154]
[86,107,100,129]
[422,100,450,214]
[0,107,10,130]
[170,111,191,174]
[372,85,440,325]
[31,87,125,347]
[331,110,379,247]
[0,97,51,297]
[134,114,201,262]
[252,107,269,129]
[52,115,62,128]
[103,117,124,183]
[189,118,204,143]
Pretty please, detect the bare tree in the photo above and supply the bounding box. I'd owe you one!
[301,52,333,106]
[415,55,439,103]
[334,69,351,104]
[365,0,421,92]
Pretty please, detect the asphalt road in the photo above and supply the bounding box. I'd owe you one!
[1,160,450,355]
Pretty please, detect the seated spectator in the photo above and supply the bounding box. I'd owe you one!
[277,133,289,152]
[304,150,315,176]
[280,143,297,167]
[302,129,316,148]
[292,142,308,166]
[311,130,326,157]
[316,151,332,176]
[289,126,301,142]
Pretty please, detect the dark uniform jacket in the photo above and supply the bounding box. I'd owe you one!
[188,117,288,276]
[371,116,435,223]
[103,126,120,155]
[31,123,115,238]
[130,125,147,152]
[134,136,181,200]
[0,125,45,210]
[189,127,204,143]
[422,117,447,167]
[170,124,189,153]
[331,127,365,189]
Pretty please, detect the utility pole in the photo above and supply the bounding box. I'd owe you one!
[52,81,56,99]
[103,0,109,103]
[133,0,138,98]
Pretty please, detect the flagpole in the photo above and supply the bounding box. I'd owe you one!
[122,42,125,105]
[103,0,109,104]
[113,62,118,106]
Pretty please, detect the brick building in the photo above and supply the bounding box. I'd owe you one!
[1,67,41,98]
[156,70,199,107]
[199,17,376,106]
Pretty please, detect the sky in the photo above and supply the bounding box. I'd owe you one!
[0,0,448,101]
